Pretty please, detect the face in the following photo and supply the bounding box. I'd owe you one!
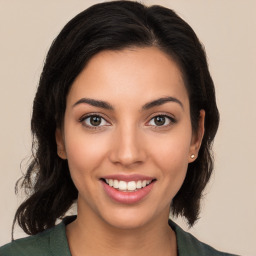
[56,47,204,230]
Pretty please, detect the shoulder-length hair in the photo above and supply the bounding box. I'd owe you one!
[13,0,219,236]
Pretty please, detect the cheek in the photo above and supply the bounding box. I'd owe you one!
[64,131,111,179]
[153,143,189,203]
[154,144,189,184]
[147,127,192,187]
[150,127,192,166]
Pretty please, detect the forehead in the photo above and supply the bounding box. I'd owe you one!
[67,47,189,110]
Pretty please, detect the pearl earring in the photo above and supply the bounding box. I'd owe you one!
[191,154,195,159]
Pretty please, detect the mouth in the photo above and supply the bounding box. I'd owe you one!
[101,178,156,192]
[100,175,156,204]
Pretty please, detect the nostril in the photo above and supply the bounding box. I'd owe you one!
[108,139,147,166]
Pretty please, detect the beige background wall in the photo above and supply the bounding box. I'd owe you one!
[0,1,255,255]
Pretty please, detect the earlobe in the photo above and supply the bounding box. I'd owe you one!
[189,110,205,163]
[55,128,67,159]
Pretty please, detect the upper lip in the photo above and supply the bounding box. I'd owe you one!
[101,174,156,182]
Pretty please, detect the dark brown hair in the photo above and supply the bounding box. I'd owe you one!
[13,0,219,236]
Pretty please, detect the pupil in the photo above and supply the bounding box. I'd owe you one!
[154,116,165,126]
[90,116,101,126]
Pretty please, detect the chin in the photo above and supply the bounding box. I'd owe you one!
[99,206,161,231]
[106,216,149,230]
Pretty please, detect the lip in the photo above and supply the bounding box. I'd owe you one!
[101,175,156,204]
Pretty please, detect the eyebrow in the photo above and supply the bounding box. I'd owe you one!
[72,98,114,110]
[142,96,184,110]
[72,96,183,110]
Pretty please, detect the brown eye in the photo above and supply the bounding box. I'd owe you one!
[81,115,109,128]
[90,116,102,126]
[154,116,166,126]
[148,115,175,127]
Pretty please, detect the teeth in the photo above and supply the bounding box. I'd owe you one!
[137,180,142,189]
[113,180,119,188]
[104,179,152,192]
[119,181,127,191]
[127,181,136,191]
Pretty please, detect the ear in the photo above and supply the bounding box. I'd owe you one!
[55,128,67,160]
[188,110,205,163]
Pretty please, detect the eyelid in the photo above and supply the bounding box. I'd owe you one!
[79,113,111,129]
[146,113,177,127]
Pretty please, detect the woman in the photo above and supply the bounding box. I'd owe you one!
[0,1,238,255]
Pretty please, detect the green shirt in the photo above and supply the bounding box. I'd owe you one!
[0,216,239,256]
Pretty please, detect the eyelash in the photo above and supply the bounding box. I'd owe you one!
[79,113,110,130]
[79,113,176,130]
[146,114,176,128]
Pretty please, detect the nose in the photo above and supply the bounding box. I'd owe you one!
[109,125,147,168]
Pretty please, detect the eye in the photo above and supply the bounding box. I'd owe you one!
[80,114,110,128]
[148,115,175,127]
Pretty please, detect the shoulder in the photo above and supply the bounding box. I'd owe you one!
[0,227,55,256]
[0,221,70,256]
[0,230,51,256]
[169,220,240,256]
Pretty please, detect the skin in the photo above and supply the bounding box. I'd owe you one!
[56,46,205,256]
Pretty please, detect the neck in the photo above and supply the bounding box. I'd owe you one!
[66,204,177,256]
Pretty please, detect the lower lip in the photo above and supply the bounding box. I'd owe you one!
[101,180,155,204]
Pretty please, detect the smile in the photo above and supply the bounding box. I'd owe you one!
[104,179,153,192]
[101,175,156,204]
